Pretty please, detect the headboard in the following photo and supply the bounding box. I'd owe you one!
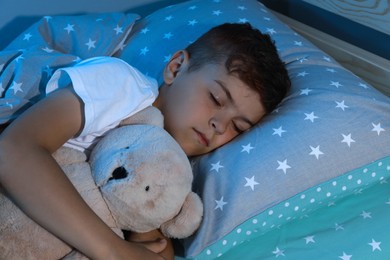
[260,0,390,97]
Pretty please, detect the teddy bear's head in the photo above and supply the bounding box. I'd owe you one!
[89,123,203,239]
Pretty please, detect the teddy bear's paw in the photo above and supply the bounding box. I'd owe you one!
[160,192,203,239]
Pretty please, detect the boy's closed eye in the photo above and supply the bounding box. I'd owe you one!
[210,92,222,107]
[209,91,246,134]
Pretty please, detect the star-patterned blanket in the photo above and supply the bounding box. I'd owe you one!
[0,12,138,123]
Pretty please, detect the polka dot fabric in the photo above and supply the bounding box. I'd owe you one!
[195,158,390,259]
[116,0,390,258]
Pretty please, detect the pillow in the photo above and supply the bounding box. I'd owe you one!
[116,0,390,258]
[5,12,139,59]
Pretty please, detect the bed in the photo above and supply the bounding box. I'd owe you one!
[1,0,389,259]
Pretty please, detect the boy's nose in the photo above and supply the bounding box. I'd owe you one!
[210,117,227,135]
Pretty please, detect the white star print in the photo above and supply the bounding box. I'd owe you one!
[64,24,75,34]
[212,10,222,15]
[335,223,344,231]
[298,71,308,77]
[10,81,23,95]
[330,81,343,88]
[323,56,331,62]
[273,126,286,137]
[238,5,247,10]
[23,33,32,41]
[141,27,150,34]
[164,15,173,21]
[139,46,149,55]
[163,54,172,62]
[309,145,324,159]
[339,252,352,260]
[210,161,224,172]
[304,235,315,244]
[335,100,349,111]
[188,19,198,26]
[298,57,308,63]
[188,5,197,10]
[360,210,372,219]
[215,196,227,211]
[272,247,285,257]
[241,143,254,153]
[43,65,53,77]
[43,16,52,22]
[372,123,385,135]
[266,28,276,34]
[42,47,54,53]
[114,25,124,35]
[244,176,259,191]
[359,82,369,89]
[304,112,319,122]
[163,32,173,39]
[277,159,291,174]
[294,41,303,46]
[300,88,312,95]
[368,239,381,251]
[326,68,336,73]
[238,18,249,23]
[341,134,355,147]
[85,38,96,50]
[0,82,4,94]
[15,55,24,62]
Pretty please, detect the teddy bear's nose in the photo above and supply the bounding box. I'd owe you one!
[109,166,128,181]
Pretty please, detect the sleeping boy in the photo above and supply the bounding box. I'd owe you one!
[0,23,290,259]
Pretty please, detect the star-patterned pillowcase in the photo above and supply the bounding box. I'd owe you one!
[5,12,139,59]
[116,0,390,258]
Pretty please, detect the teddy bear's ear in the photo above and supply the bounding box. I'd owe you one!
[120,106,164,128]
[160,192,203,239]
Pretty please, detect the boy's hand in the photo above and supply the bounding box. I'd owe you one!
[126,229,174,260]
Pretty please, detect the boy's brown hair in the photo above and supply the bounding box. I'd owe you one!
[185,23,291,114]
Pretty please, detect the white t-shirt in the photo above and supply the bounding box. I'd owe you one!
[46,56,159,152]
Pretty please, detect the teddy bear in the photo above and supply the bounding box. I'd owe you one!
[0,106,203,259]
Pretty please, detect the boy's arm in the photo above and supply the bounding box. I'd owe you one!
[0,87,165,259]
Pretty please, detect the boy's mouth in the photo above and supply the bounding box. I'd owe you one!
[193,128,209,147]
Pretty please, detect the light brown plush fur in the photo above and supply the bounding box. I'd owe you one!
[0,107,203,259]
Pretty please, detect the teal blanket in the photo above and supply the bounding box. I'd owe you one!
[193,156,390,259]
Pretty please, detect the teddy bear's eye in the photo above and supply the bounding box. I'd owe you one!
[145,186,150,192]
[109,166,128,181]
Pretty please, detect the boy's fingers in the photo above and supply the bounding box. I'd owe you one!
[135,238,167,254]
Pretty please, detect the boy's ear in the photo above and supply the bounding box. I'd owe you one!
[163,50,189,85]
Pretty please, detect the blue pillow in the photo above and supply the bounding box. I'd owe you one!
[116,0,390,258]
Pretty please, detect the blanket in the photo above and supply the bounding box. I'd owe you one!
[0,12,138,123]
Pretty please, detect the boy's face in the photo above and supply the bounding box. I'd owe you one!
[155,51,265,157]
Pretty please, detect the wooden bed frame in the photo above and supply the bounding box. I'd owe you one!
[272,11,390,97]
